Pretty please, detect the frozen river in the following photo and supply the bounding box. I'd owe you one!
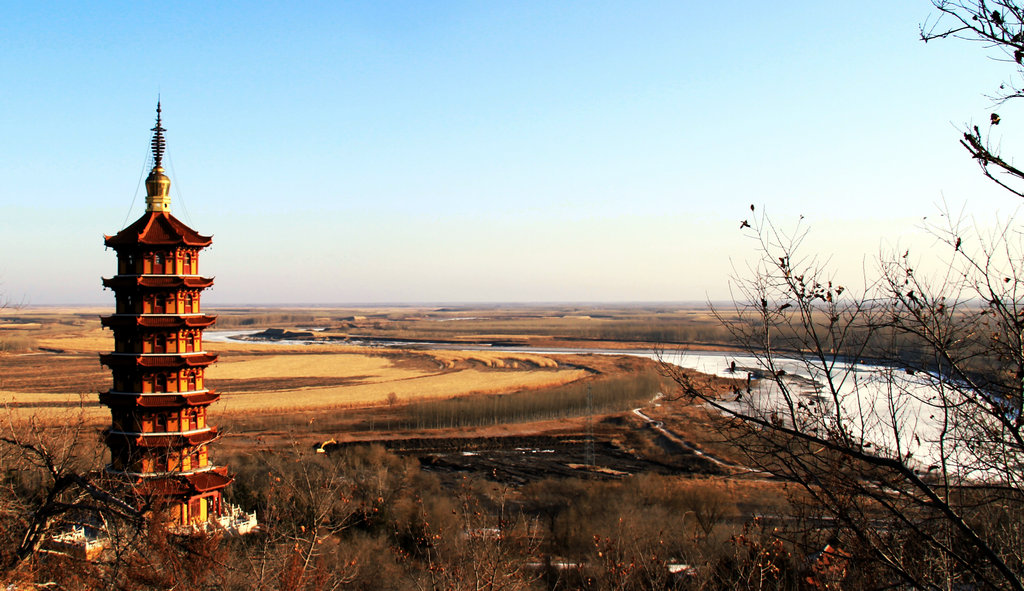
[204,329,979,475]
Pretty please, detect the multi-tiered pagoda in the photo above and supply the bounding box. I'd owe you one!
[99,103,231,526]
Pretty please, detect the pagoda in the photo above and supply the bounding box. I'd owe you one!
[99,103,231,526]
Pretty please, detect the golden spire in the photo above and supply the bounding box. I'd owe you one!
[144,101,172,213]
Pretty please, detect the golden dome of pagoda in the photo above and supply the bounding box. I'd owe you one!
[145,101,172,213]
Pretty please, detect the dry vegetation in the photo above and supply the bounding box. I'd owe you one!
[0,306,843,589]
[211,304,743,349]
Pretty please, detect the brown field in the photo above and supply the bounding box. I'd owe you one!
[0,305,756,478]
[1,304,818,591]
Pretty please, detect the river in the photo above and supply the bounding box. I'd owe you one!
[204,329,969,474]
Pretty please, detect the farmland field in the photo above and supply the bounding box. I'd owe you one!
[0,304,751,470]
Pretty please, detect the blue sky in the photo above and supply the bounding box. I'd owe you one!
[1,2,1019,304]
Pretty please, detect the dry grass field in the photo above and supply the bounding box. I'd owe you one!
[0,307,653,424]
[208,351,589,413]
[2,305,821,591]
[0,305,759,495]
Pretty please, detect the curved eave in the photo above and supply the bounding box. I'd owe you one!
[102,276,214,290]
[133,468,232,496]
[99,352,218,369]
[99,391,220,408]
[101,315,217,329]
[104,212,212,249]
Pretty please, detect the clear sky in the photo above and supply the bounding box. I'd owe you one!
[1,1,1020,305]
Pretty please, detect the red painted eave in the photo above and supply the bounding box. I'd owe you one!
[105,428,218,448]
[100,315,217,329]
[105,211,212,248]
[102,276,214,290]
[99,352,218,369]
[99,391,221,408]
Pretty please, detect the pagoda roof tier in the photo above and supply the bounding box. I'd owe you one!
[100,391,220,408]
[100,352,218,369]
[134,467,232,496]
[102,276,214,290]
[101,315,217,329]
[105,427,218,448]
[105,211,212,249]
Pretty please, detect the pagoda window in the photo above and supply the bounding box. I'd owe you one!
[167,412,180,432]
[197,407,206,428]
[141,376,153,393]
[156,335,167,354]
[118,294,132,314]
[182,453,192,472]
[198,448,208,468]
[186,372,198,392]
[184,252,195,274]
[155,413,167,432]
[167,451,181,472]
[141,415,154,432]
[185,294,194,313]
[153,253,165,274]
[167,373,178,391]
[155,374,167,392]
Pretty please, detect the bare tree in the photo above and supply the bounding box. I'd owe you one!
[665,3,1024,589]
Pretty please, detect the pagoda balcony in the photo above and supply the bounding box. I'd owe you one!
[101,314,217,329]
[106,463,224,479]
[107,273,206,278]
[105,427,218,448]
[99,352,217,369]
[100,390,220,408]
[102,276,214,290]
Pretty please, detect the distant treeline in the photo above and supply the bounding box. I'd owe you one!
[401,371,662,430]
[210,310,738,346]
[213,312,322,328]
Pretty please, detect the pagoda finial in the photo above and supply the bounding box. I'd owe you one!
[145,100,172,213]
[151,100,166,168]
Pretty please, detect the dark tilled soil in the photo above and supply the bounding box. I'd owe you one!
[325,434,724,485]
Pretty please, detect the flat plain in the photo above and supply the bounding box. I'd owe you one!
[0,304,765,486]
